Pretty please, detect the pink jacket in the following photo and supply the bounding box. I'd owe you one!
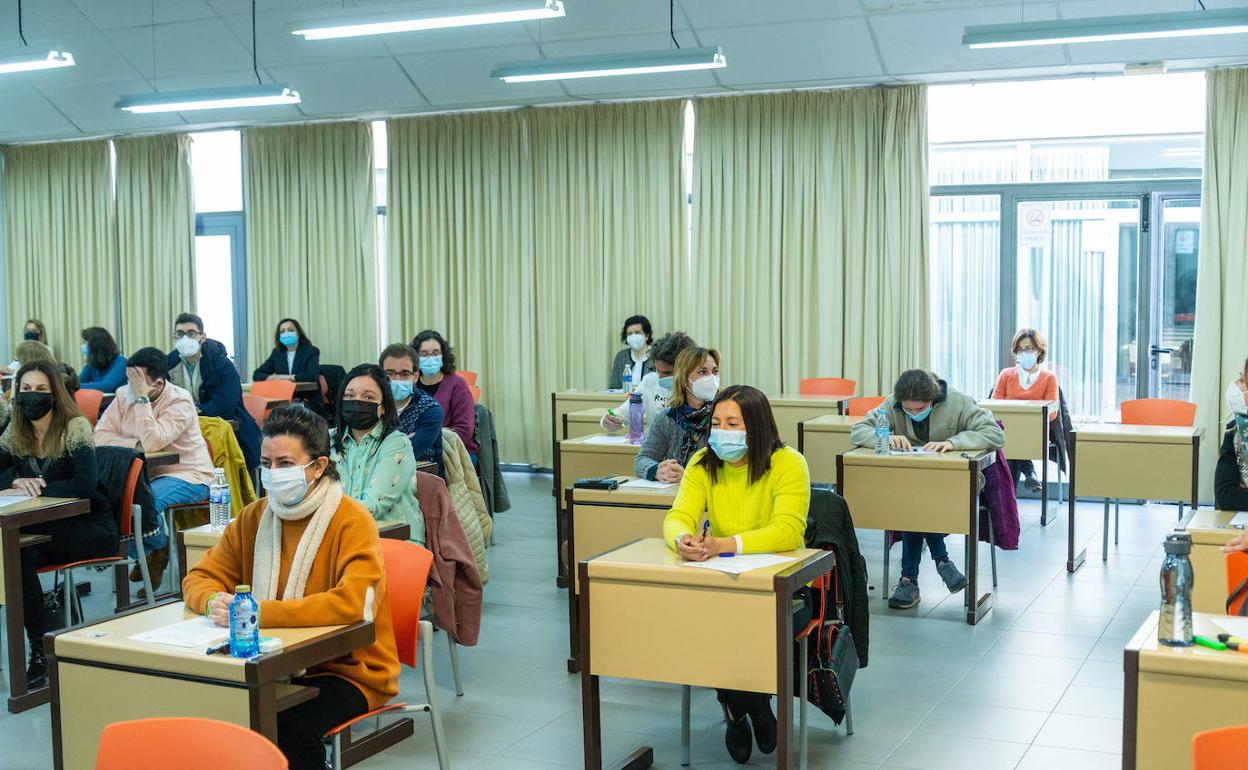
[95,383,216,486]
[416,471,482,646]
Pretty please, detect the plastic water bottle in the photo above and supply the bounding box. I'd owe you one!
[622,366,633,394]
[874,409,891,455]
[229,585,260,658]
[627,393,645,445]
[1158,532,1194,647]
[209,468,230,531]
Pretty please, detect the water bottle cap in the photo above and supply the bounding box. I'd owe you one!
[234,584,251,593]
[1163,532,1191,555]
[630,393,642,403]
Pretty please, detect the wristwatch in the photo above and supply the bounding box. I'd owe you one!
[135,395,151,405]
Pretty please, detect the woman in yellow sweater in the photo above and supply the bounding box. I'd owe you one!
[663,385,811,765]
[183,404,400,770]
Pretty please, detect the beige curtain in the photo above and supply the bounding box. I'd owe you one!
[387,103,685,466]
[688,87,930,397]
[115,134,195,351]
[243,121,377,373]
[1191,68,1248,499]
[2,140,117,361]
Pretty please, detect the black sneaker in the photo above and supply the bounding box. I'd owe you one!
[26,643,47,689]
[746,694,777,754]
[721,700,753,764]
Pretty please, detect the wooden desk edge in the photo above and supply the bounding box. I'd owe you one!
[1122,612,1158,770]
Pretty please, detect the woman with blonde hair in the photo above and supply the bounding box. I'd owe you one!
[634,346,721,483]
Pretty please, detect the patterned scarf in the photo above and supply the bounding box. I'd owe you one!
[672,403,713,466]
[1234,414,1248,489]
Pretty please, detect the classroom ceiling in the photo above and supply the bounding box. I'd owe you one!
[1,0,1247,144]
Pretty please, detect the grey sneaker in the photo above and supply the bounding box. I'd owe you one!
[1023,474,1042,494]
[935,559,968,593]
[888,577,920,609]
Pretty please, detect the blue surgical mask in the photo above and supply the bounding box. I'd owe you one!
[390,379,414,402]
[1016,351,1038,370]
[419,356,443,377]
[657,376,674,391]
[279,331,299,347]
[709,428,748,462]
[81,343,90,357]
[905,405,933,422]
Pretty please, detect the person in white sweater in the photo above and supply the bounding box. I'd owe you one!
[602,332,696,433]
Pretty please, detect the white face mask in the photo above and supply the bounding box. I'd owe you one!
[261,462,314,506]
[691,373,720,403]
[1228,381,1248,416]
[175,336,201,358]
[626,333,646,351]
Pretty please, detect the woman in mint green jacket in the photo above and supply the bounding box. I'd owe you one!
[330,364,423,545]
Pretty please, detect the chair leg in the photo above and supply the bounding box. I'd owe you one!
[133,505,155,606]
[446,632,464,697]
[882,532,890,594]
[1102,499,1110,562]
[680,685,691,767]
[1178,501,1185,521]
[844,692,854,736]
[420,620,449,770]
[1114,500,1120,546]
[164,510,179,594]
[331,732,344,770]
[986,510,998,588]
[62,569,75,625]
[798,635,808,770]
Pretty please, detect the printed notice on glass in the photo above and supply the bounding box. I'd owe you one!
[1019,202,1052,250]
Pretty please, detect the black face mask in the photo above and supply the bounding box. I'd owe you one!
[340,400,381,431]
[16,392,53,422]
[23,331,39,341]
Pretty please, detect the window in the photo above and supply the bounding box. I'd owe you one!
[373,120,389,343]
[190,130,246,368]
[189,131,243,214]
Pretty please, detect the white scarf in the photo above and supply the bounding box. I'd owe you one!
[1016,364,1042,390]
[251,479,343,602]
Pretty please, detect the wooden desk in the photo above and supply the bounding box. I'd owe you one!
[1181,509,1241,614]
[1067,423,1201,574]
[579,539,833,770]
[143,450,180,470]
[564,484,678,672]
[1124,612,1248,770]
[554,434,640,587]
[563,407,609,440]
[178,520,413,585]
[797,415,857,485]
[768,393,847,449]
[0,496,91,712]
[979,399,1056,525]
[242,381,319,395]
[49,601,407,770]
[836,447,996,624]
[100,393,116,411]
[551,391,628,470]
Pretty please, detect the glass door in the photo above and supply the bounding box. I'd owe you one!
[1148,195,1200,401]
[194,213,248,375]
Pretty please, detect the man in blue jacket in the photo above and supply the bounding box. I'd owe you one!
[166,313,260,469]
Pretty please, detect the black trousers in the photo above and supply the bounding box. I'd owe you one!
[20,517,117,644]
[278,674,369,770]
[716,689,769,715]
[1008,459,1036,484]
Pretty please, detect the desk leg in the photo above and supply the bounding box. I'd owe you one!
[1040,450,1050,527]
[964,475,991,625]
[774,585,795,768]
[1066,438,1085,573]
[567,492,581,673]
[556,501,568,589]
[3,525,45,712]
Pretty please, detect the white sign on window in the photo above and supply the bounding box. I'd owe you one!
[1019,203,1052,249]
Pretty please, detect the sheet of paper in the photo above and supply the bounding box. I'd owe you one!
[1212,617,1248,639]
[128,615,228,649]
[583,435,631,445]
[681,553,799,575]
[889,448,932,455]
[1230,512,1248,528]
[620,479,677,490]
[0,495,32,509]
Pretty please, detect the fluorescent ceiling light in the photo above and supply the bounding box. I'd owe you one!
[492,46,726,83]
[293,0,563,40]
[964,8,1248,48]
[0,50,75,75]
[115,84,300,114]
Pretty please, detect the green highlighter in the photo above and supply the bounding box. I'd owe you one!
[1194,635,1227,651]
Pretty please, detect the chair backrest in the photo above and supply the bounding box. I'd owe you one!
[1226,552,1248,615]
[319,374,329,402]
[379,539,435,669]
[243,394,270,427]
[799,377,856,397]
[845,396,885,417]
[117,457,145,539]
[468,384,481,403]
[1193,724,1248,769]
[459,370,478,387]
[96,717,288,769]
[1120,398,1197,427]
[75,389,105,426]
[250,380,296,400]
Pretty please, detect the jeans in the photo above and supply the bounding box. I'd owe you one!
[127,477,209,558]
[277,674,369,770]
[900,532,950,581]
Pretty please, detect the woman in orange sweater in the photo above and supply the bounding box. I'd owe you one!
[991,328,1059,494]
[183,404,399,770]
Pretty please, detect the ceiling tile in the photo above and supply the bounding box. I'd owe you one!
[0,32,144,86]
[102,17,254,79]
[704,18,885,87]
[681,0,862,27]
[264,57,428,116]
[869,3,1067,75]
[863,0,1025,11]
[37,78,187,133]
[0,85,81,143]
[395,43,565,106]
[536,0,691,40]
[72,0,217,30]
[12,0,95,35]
[531,32,722,97]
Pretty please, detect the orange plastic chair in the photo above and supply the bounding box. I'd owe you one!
[96,717,287,769]
[458,370,478,387]
[244,394,271,427]
[322,540,447,769]
[845,396,885,417]
[468,384,481,403]
[1225,551,1248,615]
[1193,724,1248,769]
[799,377,856,397]
[1120,398,1197,427]
[74,389,104,426]
[250,380,296,401]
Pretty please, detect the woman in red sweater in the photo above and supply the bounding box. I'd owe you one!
[991,328,1058,494]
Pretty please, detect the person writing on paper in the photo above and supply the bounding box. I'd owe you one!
[602,332,696,433]
[851,369,1005,610]
[607,315,656,391]
[183,405,400,770]
[0,361,117,688]
[663,385,810,764]
[1216,363,1248,516]
[991,328,1058,494]
[635,347,720,483]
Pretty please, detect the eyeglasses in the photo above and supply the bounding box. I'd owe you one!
[173,330,201,340]
[417,351,440,358]
[385,370,416,379]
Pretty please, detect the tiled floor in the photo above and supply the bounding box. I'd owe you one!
[0,472,1180,769]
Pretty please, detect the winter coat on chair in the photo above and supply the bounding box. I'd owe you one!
[95,444,158,543]
[474,402,511,514]
[199,416,257,517]
[417,470,483,645]
[441,428,491,585]
[805,486,870,667]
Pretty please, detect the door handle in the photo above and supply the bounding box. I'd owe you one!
[1149,345,1174,371]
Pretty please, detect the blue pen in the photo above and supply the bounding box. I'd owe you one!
[718,553,735,558]
[701,519,710,541]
